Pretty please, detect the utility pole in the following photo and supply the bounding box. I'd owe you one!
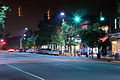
[20,37,23,49]
[73,11,79,57]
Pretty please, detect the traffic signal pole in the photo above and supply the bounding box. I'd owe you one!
[20,37,23,49]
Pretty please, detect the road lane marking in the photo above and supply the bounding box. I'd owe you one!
[6,64,45,80]
[75,67,90,71]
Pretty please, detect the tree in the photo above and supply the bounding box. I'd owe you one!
[22,37,36,48]
[51,30,64,46]
[0,4,9,38]
[37,14,61,47]
[116,0,120,14]
[61,19,77,55]
[78,23,106,58]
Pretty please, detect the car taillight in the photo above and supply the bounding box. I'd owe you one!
[8,49,15,52]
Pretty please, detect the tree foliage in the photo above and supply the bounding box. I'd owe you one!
[61,19,76,46]
[78,23,106,48]
[37,14,61,46]
[0,5,9,29]
[23,36,37,48]
[0,4,9,38]
[116,0,120,14]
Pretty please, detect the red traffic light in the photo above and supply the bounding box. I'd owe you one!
[2,41,6,45]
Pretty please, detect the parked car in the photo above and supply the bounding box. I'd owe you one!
[49,50,59,56]
[22,48,28,52]
[38,48,47,54]
[42,49,59,56]
[8,48,15,52]
[16,49,23,52]
[34,49,42,54]
[16,49,20,52]
[26,49,34,53]
[42,49,52,55]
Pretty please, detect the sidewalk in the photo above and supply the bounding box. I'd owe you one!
[100,56,120,63]
[59,53,120,63]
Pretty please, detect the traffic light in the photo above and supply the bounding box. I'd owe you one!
[47,9,51,20]
[100,17,105,21]
[75,17,80,22]
[18,6,22,16]
[73,12,81,23]
[100,11,104,21]
[2,41,6,45]
[74,16,81,23]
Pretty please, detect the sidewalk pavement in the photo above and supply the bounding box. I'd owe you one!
[100,56,120,63]
[59,53,120,63]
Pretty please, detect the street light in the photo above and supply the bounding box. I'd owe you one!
[25,27,28,30]
[60,12,65,54]
[20,28,28,49]
[24,34,26,37]
[60,12,65,16]
[1,39,4,42]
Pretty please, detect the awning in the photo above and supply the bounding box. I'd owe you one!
[100,37,108,42]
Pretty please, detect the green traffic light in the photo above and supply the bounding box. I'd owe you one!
[75,17,80,22]
[100,17,104,21]
[73,14,82,23]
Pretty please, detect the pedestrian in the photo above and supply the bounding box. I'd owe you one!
[89,50,92,57]
[115,52,119,60]
[82,48,85,57]
[85,52,88,57]
[77,51,81,57]
[99,47,102,55]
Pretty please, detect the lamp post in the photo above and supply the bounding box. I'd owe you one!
[20,37,23,49]
[60,12,65,55]
[20,28,28,49]
[73,14,81,56]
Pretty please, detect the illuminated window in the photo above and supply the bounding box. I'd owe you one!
[119,19,120,29]
[115,18,117,29]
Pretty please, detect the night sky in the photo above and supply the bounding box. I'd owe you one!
[1,0,116,37]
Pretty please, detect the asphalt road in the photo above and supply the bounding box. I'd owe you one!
[0,51,120,80]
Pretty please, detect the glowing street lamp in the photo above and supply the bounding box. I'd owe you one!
[1,39,4,42]
[60,12,65,16]
[25,27,28,30]
[24,34,26,37]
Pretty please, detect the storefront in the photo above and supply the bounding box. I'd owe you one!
[112,41,118,55]
[110,33,120,55]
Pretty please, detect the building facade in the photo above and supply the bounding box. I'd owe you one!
[110,16,120,56]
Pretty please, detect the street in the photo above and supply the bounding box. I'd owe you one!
[0,52,120,80]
